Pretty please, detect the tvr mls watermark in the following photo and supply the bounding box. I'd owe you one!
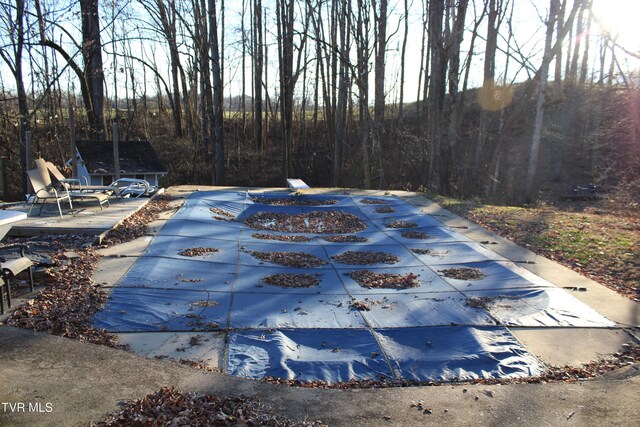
[2,402,53,413]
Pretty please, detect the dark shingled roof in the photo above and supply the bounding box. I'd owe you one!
[76,140,166,174]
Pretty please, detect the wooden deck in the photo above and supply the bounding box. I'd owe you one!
[3,197,151,239]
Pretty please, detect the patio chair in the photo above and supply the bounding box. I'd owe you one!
[41,159,151,198]
[33,159,109,211]
[0,244,34,314]
[27,168,73,218]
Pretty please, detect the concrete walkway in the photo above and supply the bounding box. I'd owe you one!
[1,186,639,426]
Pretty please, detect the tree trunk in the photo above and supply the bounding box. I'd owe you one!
[253,0,263,150]
[80,0,106,139]
[373,0,388,188]
[209,0,224,185]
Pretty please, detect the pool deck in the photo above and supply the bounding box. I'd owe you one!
[2,195,153,241]
[0,185,638,426]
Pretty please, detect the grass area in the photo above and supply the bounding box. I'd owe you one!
[433,196,639,302]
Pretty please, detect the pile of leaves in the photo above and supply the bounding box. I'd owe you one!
[331,250,399,265]
[439,267,487,281]
[322,235,369,243]
[245,211,367,234]
[375,206,396,213]
[247,250,327,268]
[101,196,180,247]
[178,247,220,257]
[251,196,337,206]
[3,234,95,253]
[410,248,438,256]
[210,208,236,221]
[349,270,420,289]
[386,220,417,229]
[252,233,312,242]
[401,230,430,239]
[262,273,320,288]
[348,298,384,311]
[92,387,326,426]
[190,300,220,308]
[464,296,495,310]
[360,198,389,205]
[5,249,121,347]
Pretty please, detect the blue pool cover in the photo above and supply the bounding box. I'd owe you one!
[93,191,614,383]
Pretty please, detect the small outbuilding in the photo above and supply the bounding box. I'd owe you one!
[74,140,167,187]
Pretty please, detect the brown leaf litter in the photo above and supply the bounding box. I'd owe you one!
[251,196,338,206]
[100,195,182,247]
[245,210,367,234]
[349,270,420,289]
[210,208,237,221]
[178,247,220,257]
[410,248,439,256]
[247,250,327,268]
[464,296,495,310]
[252,233,312,242]
[401,230,430,239]
[92,387,326,426]
[439,267,487,281]
[262,273,320,288]
[331,251,400,265]
[375,206,396,213]
[322,234,369,243]
[4,249,122,348]
[387,220,418,228]
[360,198,389,205]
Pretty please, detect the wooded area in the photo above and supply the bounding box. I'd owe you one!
[0,0,638,205]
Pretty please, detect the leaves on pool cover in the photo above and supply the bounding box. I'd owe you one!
[247,250,328,267]
[262,273,320,288]
[349,270,420,289]
[92,387,326,427]
[387,220,418,228]
[322,235,369,243]
[178,247,220,257]
[251,196,338,206]
[245,211,367,234]
[410,248,438,256]
[402,230,430,239]
[464,296,495,310]
[439,267,487,281]
[252,233,312,242]
[375,206,396,213]
[210,208,237,221]
[331,251,400,265]
[190,300,220,308]
[360,198,389,205]
[349,300,371,311]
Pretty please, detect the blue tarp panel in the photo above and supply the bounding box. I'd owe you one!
[227,329,393,382]
[230,293,367,329]
[117,257,237,291]
[435,261,556,291]
[376,326,546,381]
[93,287,232,332]
[464,288,616,327]
[405,241,508,265]
[358,293,496,328]
[94,191,614,382]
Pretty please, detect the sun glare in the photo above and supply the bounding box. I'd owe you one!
[591,0,640,49]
